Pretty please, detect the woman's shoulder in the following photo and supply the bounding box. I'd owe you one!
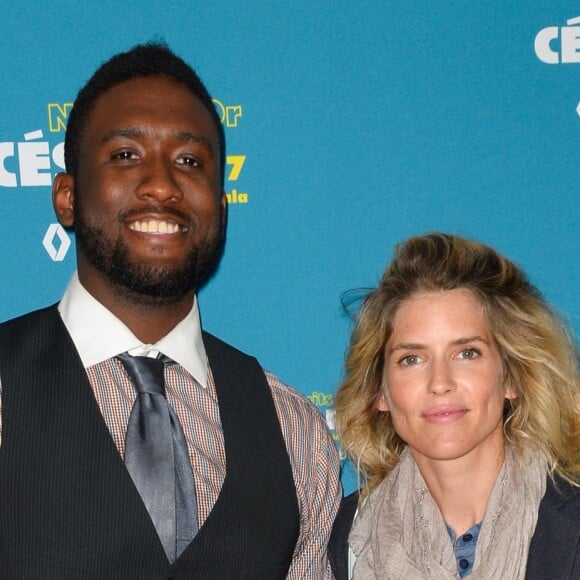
[328,491,360,580]
[541,475,580,517]
[526,476,580,579]
[337,491,360,524]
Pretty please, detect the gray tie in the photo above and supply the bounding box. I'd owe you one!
[117,352,198,562]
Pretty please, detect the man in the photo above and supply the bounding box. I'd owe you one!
[0,43,340,578]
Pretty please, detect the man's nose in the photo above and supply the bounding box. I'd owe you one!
[135,157,182,202]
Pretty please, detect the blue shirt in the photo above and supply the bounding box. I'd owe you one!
[445,522,482,577]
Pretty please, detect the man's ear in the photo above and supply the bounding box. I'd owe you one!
[219,189,228,234]
[52,172,75,228]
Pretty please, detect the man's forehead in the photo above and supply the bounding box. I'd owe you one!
[83,76,218,138]
[91,75,201,108]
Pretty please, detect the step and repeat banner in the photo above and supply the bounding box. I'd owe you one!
[1,2,578,491]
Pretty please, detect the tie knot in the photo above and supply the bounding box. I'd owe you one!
[117,352,168,396]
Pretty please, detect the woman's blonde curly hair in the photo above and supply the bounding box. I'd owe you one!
[335,233,580,499]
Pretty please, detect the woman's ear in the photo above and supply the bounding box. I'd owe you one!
[376,390,390,412]
[52,172,75,228]
[504,382,518,401]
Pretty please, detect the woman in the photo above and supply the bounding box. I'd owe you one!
[329,233,579,579]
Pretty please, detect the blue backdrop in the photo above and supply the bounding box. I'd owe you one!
[1,2,578,492]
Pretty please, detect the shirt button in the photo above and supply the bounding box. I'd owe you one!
[459,558,469,569]
[462,533,473,542]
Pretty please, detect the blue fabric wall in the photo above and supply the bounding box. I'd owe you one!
[1,2,578,491]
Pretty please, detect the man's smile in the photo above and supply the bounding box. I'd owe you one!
[127,218,187,234]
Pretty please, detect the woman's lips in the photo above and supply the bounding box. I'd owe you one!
[421,406,468,424]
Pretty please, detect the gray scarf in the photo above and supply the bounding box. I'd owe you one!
[349,446,547,579]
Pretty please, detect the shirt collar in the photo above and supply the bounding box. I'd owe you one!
[57,272,208,388]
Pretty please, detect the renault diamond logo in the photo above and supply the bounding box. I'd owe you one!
[43,223,71,261]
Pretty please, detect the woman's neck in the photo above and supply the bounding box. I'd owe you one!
[412,438,506,536]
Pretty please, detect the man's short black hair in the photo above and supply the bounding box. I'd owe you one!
[64,42,226,184]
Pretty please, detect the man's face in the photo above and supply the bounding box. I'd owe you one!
[68,76,226,304]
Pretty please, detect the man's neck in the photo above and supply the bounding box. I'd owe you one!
[107,299,194,344]
[78,271,195,344]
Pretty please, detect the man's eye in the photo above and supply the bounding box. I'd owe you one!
[112,151,137,160]
[178,156,201,167]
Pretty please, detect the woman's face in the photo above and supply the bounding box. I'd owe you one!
[378,288,516,471]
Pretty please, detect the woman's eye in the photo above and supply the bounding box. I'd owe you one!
[399,354,420,366]
[459,348,479,360]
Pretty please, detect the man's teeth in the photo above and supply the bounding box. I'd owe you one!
[129,220,181,234]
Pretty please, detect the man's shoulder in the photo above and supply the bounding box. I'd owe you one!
[202,332,331,432]
[0,304,60,336]
[0,305,71,382]
[264,370,333,436]
[265,371,319,411]
[201,331,261,367]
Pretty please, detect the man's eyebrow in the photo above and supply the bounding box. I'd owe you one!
[100,128,215,153]
[100,127,147,142]
[173,131,215,153]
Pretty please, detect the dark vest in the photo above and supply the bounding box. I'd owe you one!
[0,306,299,579]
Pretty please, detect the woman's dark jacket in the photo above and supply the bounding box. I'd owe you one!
[328,476,580,579]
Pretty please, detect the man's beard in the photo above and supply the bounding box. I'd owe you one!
[74,210,224,305]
